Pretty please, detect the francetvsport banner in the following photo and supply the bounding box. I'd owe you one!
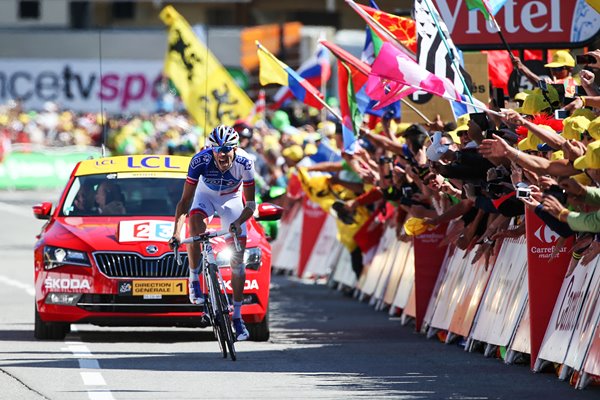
[0,59,163,114]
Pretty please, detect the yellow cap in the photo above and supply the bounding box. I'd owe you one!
[562,116,591,141]
[514,92,529,102]
[588,117,600,140]
[550,150,564,161]
[533,85,560,106]
[282,145,304,162]
[516,94,551,115]
[574,140,600,170]
[317,121,336,137]
[571,108,597,121]
[304,143,318,156]
[545,50,575,68]
[448,113,469,143]
[518,125,555,151]
[573,172,592,186]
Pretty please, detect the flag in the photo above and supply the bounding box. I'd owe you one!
[356,3,417,54]
[465,0,507,20]
[370,42,463,102]
[270,44,331,110]
[348,0,416,61]
[250,89,266,123]
[160,6,253,131]
[257,42,325,110]
[337,60,366,153]
[361,0,382,65]
[359,0,402,118]
[414,0,475,117]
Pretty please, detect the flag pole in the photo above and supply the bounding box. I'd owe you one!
[399,99,432,124]
[256,41,342,122]
[346,0,416,61]
[421,0,475,105]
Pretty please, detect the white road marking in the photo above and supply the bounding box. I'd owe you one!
[0,201,32,217]
[0,275,35,296]
[81,372,106,386]
[63,343,115,400]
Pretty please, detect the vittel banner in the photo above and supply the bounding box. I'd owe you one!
[0,59,163,113]
[433,0,600,49]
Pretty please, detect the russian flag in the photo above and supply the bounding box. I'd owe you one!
[271,44,331,110]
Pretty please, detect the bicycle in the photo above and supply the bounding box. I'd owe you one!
[173,229,241,361]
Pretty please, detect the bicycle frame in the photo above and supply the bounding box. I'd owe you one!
[174,229,241,361]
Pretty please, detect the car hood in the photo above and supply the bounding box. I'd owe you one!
[48,216,261,254]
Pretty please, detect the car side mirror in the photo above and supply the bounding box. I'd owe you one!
[255,203,283,221]
[33,202,53,220]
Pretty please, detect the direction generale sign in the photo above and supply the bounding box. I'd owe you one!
[433,0,600,49]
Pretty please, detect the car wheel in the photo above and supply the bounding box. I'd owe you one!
[34,305,69,341]
[247,311,270,342]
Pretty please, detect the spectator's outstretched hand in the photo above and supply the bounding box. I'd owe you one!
[541,194,564,218]
[561,139,586,161]
[580,69,595,88]
[501,109,526,126]
[479,134,510,159]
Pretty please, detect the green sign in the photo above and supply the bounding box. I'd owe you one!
[0,147,101,190]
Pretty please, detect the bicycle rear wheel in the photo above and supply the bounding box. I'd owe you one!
[204,269,227,359]
[208,264,237,361]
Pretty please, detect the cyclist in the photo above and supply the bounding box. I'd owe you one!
[169,125,256,341]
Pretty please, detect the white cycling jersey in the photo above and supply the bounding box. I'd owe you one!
[186,148,255,237]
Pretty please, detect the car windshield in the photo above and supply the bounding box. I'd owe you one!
[61,173,185,217]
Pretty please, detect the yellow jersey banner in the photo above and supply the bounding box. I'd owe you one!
[160,6,253,131]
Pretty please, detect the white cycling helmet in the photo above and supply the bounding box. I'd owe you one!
[207,125,239,148]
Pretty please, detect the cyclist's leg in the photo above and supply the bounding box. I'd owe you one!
[187,192,214,304]
[218,194,249,340]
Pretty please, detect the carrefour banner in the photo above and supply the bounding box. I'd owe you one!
[0,59,163,113]
[0,147,100,189]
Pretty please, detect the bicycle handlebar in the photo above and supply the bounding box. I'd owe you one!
[174,229,242,266]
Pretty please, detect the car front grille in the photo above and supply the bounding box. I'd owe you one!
[93,252,190,278]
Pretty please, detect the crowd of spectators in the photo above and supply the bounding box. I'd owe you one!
[2,48,600,279]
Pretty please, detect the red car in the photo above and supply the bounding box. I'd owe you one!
[33,154,281,341]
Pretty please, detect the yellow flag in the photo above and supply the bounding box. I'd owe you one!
[256,43,288,87]
[587,0,600,14]
[160,6,253,131]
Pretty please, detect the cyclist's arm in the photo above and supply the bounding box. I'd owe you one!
[172,181,196,241]
[232,183,256,232]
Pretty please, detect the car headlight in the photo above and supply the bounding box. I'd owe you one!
[43,246,91,269]
[216,247,262,270]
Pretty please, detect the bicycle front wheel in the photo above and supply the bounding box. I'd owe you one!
[208,264,237,361]
[205,269,227,359]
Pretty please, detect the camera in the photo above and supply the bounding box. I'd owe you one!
[545,185,567,204]
[516,187,531,199]
[401,186,414,198]
[576,54,595,64]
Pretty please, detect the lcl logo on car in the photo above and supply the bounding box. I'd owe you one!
[119,281,132,295]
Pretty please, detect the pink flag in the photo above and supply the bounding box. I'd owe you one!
[365,75,415,109]
[370,42,462,102]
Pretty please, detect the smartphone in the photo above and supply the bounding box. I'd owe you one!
[575,86,587,96]
[564,97,577,106]
[538,80,548,91]
[469,112,490,131]
[576,54,595,64]
[493,87,505,109]
[545,185,567,204]
[554,109,569,120]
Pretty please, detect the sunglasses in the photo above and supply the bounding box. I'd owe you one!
[213,146,235,154]
[550,67,567,72]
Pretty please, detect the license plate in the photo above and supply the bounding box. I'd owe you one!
[131,279,187,296]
